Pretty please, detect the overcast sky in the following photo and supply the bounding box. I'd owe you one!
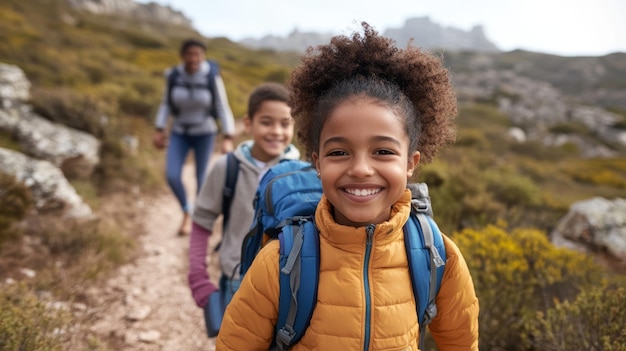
[139,0,626,57]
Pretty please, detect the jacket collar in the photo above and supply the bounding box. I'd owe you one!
[314,190,412,246]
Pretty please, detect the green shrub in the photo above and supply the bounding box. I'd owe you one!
[0,131,22,152]
[420,158,506,232]
[38,216,133,268]
[265,68,290,84]
[611,114,626,130]
[485,171,543,208]
[455,128,490,149]
[30,87,106,137]
[561,158,626,189]
[549,121,591,135]
[0,283,70,351]
[526,287,626,351]
[458,103,510,129]
[453,225,604,351]
[0,172,32,249]
[510,140,571,160]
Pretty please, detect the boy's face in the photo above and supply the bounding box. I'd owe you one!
[245,100,294,162]
[312,97,420,227]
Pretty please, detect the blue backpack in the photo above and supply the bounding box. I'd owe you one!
[234,160,446,349]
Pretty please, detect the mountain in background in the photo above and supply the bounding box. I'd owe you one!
[384,16,499,52]
[66,0,193,28]
[239,16,500,53]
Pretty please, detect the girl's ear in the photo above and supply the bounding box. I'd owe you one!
[406,151,420,178]
[243,115,251,134]
[312,152,320,173]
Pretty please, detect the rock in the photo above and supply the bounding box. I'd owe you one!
[507,127,526,143]
[453,69,625,157]
[0,147,93,218]
[138,330,161,343]
[66,0,192,28]
[19,268,36,278]
[551,197,626,261]
[0,107,100,178]
[126,305,152,321]
[72,303,87,312]
[0,63,30,108]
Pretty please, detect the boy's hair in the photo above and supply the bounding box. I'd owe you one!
[247,82,290,119]
[179,39,207,56]
[288,22,457,162]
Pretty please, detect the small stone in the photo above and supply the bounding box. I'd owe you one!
[138,330,161,343]
[19,268,36,278]
[126,305,151,321]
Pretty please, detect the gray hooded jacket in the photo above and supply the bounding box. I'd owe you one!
[192,140,301,278]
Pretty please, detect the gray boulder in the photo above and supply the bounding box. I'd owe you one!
[0,63,30,108]
[0,64,100,178]
[0,107,100,178]
[0,147,93,219]
[551,197,626,261]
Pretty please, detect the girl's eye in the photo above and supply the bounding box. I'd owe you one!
[327,150,347,157]
[375,149,396,155]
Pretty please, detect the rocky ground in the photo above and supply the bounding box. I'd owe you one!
[79,162,222,350]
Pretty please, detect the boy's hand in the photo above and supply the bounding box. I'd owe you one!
[189,222,217,308]
[189,275,218,308]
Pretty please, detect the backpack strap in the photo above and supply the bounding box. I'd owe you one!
[275,218,319,351]
[404,213,446,350]
[166,67,181,116]
[222,152,239,230]
[206,60,219,120]
[166,60,220,120]
[214,152,239,252]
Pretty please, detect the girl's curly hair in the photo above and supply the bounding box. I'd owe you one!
[288,22,457,163]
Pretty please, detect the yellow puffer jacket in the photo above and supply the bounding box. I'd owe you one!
[216,190,479,351]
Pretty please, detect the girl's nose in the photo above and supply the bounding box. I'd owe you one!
[347,155,374,178]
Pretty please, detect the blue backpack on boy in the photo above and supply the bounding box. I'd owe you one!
[212,159,447,350]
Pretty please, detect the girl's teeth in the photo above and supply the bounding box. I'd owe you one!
[348,188,380,196]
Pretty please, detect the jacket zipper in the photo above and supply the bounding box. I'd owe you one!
[363,224,375,351]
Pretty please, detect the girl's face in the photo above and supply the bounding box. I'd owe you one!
[182,45,205,73]
[312,97,420,227]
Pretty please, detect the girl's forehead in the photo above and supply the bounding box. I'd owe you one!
[321,102,405,137]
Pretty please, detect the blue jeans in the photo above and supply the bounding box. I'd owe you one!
[219,274,241,304]
[166,132,216,212]
[204,275,241,337]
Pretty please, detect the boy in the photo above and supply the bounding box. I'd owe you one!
[187,82,300,315]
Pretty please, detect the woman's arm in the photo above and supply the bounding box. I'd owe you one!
[153,68,173,149]
[211,72,236,153]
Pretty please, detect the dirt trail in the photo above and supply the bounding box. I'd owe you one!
[86,160,223,350]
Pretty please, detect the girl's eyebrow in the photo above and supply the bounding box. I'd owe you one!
[322,135,402,148]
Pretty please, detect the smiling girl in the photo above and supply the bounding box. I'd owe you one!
[216,23,479,351]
